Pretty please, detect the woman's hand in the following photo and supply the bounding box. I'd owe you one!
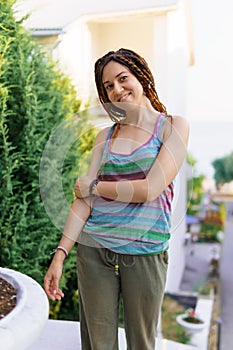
[74,176,92,199]
[44,254,65,301]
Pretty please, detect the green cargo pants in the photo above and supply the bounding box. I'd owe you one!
[77,243,168,350]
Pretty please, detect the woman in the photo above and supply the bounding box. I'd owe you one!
[44,48,189,350]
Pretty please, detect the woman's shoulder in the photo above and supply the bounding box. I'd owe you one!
[94,125,114,146]
[161,115,189,142]
[164,114,189,125]
[172,115,189,125]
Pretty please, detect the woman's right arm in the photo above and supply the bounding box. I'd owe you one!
[44,127,109,300]
[44,198,92,300]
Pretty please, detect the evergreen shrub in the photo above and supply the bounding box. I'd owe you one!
[0,0,97,320]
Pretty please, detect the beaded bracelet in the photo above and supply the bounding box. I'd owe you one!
[89,178,100,196]
[50,246,69,258]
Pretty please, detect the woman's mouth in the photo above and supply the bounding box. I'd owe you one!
[118,93,131,102]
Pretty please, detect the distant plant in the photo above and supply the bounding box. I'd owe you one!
[197,283,212,296]
[199,211,223,242]
[219,202,227,225]
[186,152,205,216]
[212,152,233,187]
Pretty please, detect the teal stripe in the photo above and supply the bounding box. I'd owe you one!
[92,201,170,216]
[88,215,169,229]
[103,157,154,173]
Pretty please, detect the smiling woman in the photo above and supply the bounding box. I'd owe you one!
[44,48,189,350]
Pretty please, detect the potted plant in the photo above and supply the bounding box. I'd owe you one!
[176,308,206,335]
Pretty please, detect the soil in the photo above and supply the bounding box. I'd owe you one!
[0,277,17,320]
[183,316,203,324]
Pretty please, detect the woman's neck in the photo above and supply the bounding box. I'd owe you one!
[119,105,160,128]
[119,97,159,125]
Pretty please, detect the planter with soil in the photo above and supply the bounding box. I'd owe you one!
[176,311,206,335]
[0,267,49,350]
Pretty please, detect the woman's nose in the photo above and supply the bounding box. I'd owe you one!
[114,83,124,96]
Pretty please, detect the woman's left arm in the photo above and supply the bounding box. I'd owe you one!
[75,116,189,202]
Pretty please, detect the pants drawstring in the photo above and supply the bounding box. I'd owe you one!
[114,255,119,276]
[105,249,120,276]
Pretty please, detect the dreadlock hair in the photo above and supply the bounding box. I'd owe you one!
[94,48,169,178]
[94,48,168,121]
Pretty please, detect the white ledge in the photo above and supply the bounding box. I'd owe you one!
[190,298,214,348]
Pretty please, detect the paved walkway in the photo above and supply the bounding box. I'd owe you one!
[29,320,194,350]
[180,242,220,293]
[220,202,233,350]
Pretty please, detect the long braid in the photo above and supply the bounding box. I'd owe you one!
[97,123,121,179]
[114,54,167,114]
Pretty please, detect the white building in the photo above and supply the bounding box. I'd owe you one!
[16,0,194,293]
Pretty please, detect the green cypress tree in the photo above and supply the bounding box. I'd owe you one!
[0,0,97,319]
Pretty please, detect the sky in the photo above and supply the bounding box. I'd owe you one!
[188,121,232,178]
[187,0,233,122]
[186,0,233,178]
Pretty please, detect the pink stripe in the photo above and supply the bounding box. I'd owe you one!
[93,212,168,221]
[108,113,164,157]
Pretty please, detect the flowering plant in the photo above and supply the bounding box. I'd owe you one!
[182,308,204,324]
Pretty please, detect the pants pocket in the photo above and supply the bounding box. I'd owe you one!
[162,250,169,265]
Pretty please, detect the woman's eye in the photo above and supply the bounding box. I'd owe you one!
[120,76,127,81]
[106,84,113,90]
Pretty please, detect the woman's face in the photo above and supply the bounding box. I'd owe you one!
[102,61,147,107]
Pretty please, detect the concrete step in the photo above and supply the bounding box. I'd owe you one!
[29,319,195,350]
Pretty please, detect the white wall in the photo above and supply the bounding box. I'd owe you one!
[15,0,178,29]
[52,18,94,101]
[95,18,154,63]
[165,163,187,292]
[163,4,189,291]
[166,5,188,117]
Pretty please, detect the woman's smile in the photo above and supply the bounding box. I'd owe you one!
[118,92,131,102]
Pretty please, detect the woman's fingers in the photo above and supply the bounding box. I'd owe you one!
[74,179,82,198]
[44,277,56,300]
[44,266,64,301]
[74,176,92,198]
[54,288,65,299]
[44,278,64,301]
[51,288,64,301]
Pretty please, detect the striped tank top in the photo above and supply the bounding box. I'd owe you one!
[82,113,174,255]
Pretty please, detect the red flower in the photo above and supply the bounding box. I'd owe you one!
[188,308,196,318]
